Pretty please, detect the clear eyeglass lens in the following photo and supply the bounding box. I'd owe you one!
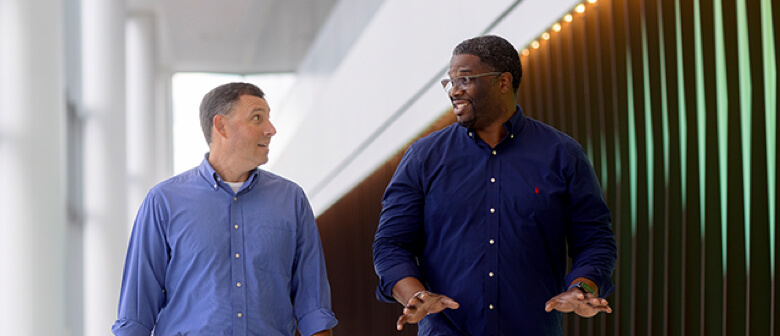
[442,77,470,93]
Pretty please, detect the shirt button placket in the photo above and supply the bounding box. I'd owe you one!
[230,194,247,335]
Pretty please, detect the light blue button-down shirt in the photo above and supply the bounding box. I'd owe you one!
[113,156,337,336]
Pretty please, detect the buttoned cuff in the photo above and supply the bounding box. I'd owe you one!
[111,319,152,336]
[564,265,615,298]
[297,308,338,336]
[376,262,424,303]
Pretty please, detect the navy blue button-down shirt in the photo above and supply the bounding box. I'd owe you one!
[374,107,616,336]
[113,157,337,336]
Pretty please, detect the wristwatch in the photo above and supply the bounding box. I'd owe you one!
[568,281,595,295]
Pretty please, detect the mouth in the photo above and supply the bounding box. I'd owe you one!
[258,143,269,148]
[452,100,471,115]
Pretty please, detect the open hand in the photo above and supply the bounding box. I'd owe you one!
[544,287,612,318]
[396,291,460,330]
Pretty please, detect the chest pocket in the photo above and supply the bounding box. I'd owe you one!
[248,224,296,277]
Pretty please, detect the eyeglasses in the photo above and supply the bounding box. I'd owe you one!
[440,72,503,93]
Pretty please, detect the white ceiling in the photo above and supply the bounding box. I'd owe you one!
[128,0,340,74]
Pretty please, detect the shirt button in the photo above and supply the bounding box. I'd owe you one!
[233,197,237,201]
[489,304,495,310]
[490,208,495,214]
[489,272,494,277]
[237,313,243,318]
[234,225,239,229]
[510,134,514,138]
[237,282,242,287]
[217,177,221,181]
[213,184,218,188]
[489,239,495,245]
[235,253,240,258]
[492,150,497,155]
[490,177,495,183]
[469,132,473,137]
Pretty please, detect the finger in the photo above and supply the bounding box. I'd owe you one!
[397,313,410,331]
[588,303,612,314]
[440,296,460,309]
[545,300,559,312]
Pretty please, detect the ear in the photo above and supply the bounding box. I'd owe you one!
[213,114,227,139]
[499,73,513,94]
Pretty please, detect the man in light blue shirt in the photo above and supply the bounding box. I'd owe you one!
[113,82,337,336]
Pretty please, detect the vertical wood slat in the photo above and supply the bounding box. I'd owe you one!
[659,0,685,334]
[641,0,671,334]
[677,0,704,334]
[746,0,771,332]
[698,0,726,334]
[583,6,602,335]
[609,0,635,334]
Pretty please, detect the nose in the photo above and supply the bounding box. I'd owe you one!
[266,120,277,137]
[449,83,464,98]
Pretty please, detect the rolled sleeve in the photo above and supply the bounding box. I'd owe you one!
[296,308,338,336]
[111,319,152,336]
[291,189,338,334]
[114,191,169,335]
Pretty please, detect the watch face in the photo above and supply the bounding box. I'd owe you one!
[579,282,595,294]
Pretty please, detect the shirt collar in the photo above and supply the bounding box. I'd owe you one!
[197,153,260,190]
[464,105,526,141]
[505,105,525,135]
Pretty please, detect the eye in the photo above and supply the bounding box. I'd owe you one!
[252,115,260,121]
[454,77,469,86]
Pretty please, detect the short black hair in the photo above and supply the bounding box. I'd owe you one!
[453,35,522,91]
[199,82,265,144]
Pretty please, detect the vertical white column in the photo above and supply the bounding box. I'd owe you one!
[81,0,127,334]
[126,13,158,227]
[156,70,175,181]
[0,0,67,334]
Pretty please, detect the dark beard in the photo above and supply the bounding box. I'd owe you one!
[456,113,477,128]
[457,119,475,128]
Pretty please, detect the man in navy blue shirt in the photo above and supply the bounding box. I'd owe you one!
[373,35,617,335]
[113,83,337,336]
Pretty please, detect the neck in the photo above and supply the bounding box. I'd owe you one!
[475,123,507,149]
[475,103,515,148]
[208,150,252,182]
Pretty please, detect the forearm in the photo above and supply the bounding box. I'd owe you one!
[312,329,332,336]
[392,276,427,305]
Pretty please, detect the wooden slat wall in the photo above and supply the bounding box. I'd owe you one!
[315,0,777,335]
[517,0,777,335]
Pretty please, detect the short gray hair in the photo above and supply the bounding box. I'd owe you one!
[199,82,265,144]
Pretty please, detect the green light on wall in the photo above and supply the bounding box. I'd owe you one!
[735,0,752,271]
[641,10,655,228]
[761,0,776,274]
[675,0,688,209]
[627,50,638,237]
[714,0,729,274]
[694,0,707,239]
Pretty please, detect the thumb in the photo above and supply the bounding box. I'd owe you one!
[545,301,558,312]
